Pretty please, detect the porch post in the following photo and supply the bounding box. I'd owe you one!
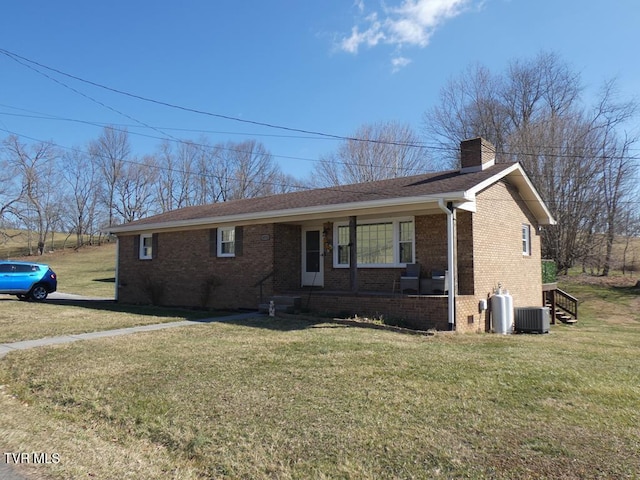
[439,200,457,330]
[349,216,358,293]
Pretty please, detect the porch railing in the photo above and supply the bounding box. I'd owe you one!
[254,270,275,304]
[555,288,578,320]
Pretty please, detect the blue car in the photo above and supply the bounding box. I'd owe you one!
[0,261,57,301]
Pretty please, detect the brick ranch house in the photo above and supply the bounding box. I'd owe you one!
[109,137,555,333]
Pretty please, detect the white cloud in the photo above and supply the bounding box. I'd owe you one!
[387,0,470,46]
[340,13,385,53]
[391,56,413,72]
[338,0,475,68]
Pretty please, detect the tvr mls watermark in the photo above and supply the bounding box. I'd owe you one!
[4,452,60,464]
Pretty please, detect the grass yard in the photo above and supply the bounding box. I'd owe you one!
[0,243,223,343]
[0,284,639,479]
[43,243,118,298]
[0,299,217,344]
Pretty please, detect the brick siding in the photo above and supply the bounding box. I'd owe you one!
[118,225,277,309]
[116,181,542,332]
[471,181,542,311]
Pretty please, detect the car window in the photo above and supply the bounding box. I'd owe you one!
[15,264,36,273]
[0,264,14,273]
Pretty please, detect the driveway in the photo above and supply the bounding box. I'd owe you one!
[48,292,114,301]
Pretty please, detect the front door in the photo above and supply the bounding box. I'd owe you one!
[302,228,323,287]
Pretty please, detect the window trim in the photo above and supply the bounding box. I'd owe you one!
[217,226,236,257]
[333,216,415,268]
[522,224,531,256]
[139,233,153,260]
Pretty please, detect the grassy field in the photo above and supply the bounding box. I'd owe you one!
[0,230,97,259]
[0,246,639,479]
[42,243,118,298]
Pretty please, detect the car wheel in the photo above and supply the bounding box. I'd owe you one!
[29,284,49,301]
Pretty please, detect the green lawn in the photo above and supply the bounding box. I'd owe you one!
[0,300,218,343]
[0,243,225,343]
[44,243,118,297]
[1,296,639,479]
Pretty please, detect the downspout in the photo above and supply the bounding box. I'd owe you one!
[438,199,456,330]
[114,236,120,302]
[349,216,358,293]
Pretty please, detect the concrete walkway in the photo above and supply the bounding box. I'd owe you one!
[0,462,30,480]
[0,311,263,358]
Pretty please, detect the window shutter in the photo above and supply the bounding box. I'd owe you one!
[134,235,140,260]
[152,233,159,259]
[235,226,243,256]
[209,228,218,257]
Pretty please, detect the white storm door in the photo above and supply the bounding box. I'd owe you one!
[302,228,324,287]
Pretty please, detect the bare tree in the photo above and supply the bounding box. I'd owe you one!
[215,140,280,201]
[424,51,638,274]
[113,155,159,223]
[425,64,510,165]
[89,126,131,227]
[619,208,640,275]
[155,140,206,212]
[589,80,638,276]
[0,138,23,225]
[3,135,60,254]
[313,121,431,187]
[61,149,101,247]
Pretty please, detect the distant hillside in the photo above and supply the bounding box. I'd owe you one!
[0,229,109,259]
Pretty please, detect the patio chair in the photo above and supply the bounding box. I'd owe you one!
[400,263,421,294]
[431,269,448,294]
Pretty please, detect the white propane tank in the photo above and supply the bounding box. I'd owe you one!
[491,285,514,334]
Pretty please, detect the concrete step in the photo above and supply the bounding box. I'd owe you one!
[258,296,302,314]
[258,303,296,314]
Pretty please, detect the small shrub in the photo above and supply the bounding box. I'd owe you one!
[142,278,165,306]
[200,276,222,309]
[542,259,557,283]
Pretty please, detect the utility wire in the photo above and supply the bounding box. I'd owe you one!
[0,48,431,150]
[2,48,639,164]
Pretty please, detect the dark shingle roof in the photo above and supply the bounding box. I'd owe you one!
[113,163,514,230]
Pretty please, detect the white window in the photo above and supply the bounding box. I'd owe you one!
[139,234,153,260]
[217,226,236,257]
[399,220,414,264]
[522,224,531,256]
[334,218,415,268]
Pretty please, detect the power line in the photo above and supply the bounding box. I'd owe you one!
[2,48,639,165]
[3,126,639,218]
[0,48,432,150]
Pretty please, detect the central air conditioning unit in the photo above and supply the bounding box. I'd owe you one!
[514,307,550,334]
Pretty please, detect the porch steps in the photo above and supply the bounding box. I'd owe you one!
[543,287,578,325]
[258,296,302,315]
[545,303,578,324]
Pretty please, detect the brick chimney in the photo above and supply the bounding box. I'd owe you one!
[459,137,496,173]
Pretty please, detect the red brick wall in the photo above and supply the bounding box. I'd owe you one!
[116,181,543,333]
[117,225,277,309]
[471,181,542,314]
[273,224,301,292]
[307,294,450,331]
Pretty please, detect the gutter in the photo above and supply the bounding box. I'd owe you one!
[438,199,456,330]
[108,193,471,235]
[114,236,120,302]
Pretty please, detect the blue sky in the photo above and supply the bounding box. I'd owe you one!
[1,0,638,179]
